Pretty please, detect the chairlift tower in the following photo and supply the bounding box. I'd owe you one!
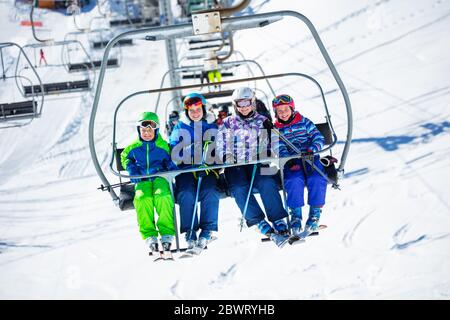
[159,0,181,103]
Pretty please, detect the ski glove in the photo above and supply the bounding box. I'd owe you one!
[162,158,178,171]
[263,119,274,130]
[301,149,315,162]
[193,166,209,179]
[127,164,142,184]
[286,159,302,171]
[193,164,219,179]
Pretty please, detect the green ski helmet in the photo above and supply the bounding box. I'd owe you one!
[138,111,160,125]
[137,112,160,139]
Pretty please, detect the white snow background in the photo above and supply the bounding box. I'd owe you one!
[0,0,449,299]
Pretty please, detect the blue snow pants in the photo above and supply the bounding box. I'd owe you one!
[284,157,327,208]
[175,172,220,239]
[224,164,288,227]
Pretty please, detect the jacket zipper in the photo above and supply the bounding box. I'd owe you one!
[146,143,150,175]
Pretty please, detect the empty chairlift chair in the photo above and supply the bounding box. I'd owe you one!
[63,31,121,72]
[0,42,44,126]
[19,41,94,96]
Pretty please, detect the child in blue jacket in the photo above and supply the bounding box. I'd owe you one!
[272,94,327,235]
[169,93,220,253]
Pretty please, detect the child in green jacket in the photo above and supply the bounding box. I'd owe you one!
[121,112,178,254]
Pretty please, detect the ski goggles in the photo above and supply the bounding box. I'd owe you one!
[139,120,159,130]
[234,98,253,108]
[272,94,295,109]
[183,97,204,109]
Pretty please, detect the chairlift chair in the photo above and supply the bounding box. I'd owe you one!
[0,42,44,128]
[18,41,95,96]
[64,30,121,72]
[89,10,353,251]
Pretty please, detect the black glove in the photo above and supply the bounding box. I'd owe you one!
[263,119,274,130]
[195,170,208,178]
[301,149,315,161]
[286,159,301,171]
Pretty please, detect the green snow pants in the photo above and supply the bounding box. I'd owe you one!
[133,177,175,239]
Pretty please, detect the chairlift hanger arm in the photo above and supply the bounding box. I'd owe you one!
[30,1,53,43]
[1,42,45,110]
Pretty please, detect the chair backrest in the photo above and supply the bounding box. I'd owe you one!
[116,148,125,171]
[316,122,333,145]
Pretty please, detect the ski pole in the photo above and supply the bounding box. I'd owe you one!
[278,168,292,234]
[168,178,181,252]
[188,176,203,241]
[187,140,211,241]
[240,163,258,232]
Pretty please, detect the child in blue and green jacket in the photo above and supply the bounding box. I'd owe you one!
[121,111,178,252]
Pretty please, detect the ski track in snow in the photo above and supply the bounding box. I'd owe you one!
[342,211,373,248]
[0,215,132,267]
[391,224,450,251]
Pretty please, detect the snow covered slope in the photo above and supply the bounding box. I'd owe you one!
[0,0,449,299]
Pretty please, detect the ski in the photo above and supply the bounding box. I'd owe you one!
[178,236,217,258]
[162,251,175,261]
[150,251,165,262]
[287,235,306,245]
[261,225,328,245]
[260,232,290,248]
[289,224,328,244]
[150,250,176,261]
[179,248,199,259]
[178,245,209,258]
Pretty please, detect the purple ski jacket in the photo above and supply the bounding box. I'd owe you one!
[216,112,271,163]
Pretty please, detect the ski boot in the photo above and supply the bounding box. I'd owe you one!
[186,240,197,250]
[145,236,159,256]
[191,237,207,255]
[181,231,198,258]
[191,230,212,255]
[290,207,303,237]
[258,219,289,248]
[159,242,173,261]
[257,219,272,236]
[305,207,322,232]
[272,218,289,236]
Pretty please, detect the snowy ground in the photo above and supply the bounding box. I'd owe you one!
[0,0,450,299]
